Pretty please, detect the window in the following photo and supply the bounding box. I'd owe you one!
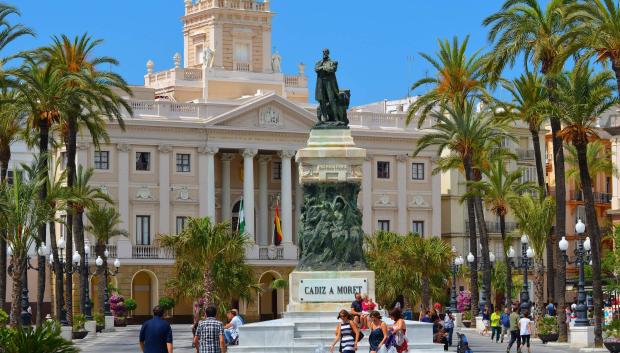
[60,215,67,239]
[136,152,150,171]
[377,161,390,179]
[176,216,187,235]
[195,44,204,65]
[136,216,151,245]
[234,43,250,63]
[378,220,390,232]
[94,151,109,170]
[412,221,424,236]
[520,166,536,184]
[60,152,68,170]
[6,170,13,185]
[272,161,282,180]
[412,163,425,180]
[607,176,612,194]
[176,154,191,173]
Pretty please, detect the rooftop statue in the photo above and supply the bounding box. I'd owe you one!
[315,49,350,128]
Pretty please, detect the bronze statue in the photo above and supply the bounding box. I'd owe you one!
[315,49,350,128]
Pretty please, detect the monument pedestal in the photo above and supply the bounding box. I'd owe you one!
[570,325,595,348]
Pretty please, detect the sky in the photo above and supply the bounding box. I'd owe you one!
[5,1,522,106]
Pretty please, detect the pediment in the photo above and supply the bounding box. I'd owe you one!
[206,93,316,131]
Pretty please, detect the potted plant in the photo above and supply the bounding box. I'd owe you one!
[462,310,472,328]
[72,314,88,340]
[159,296,176,318]
[110,294,127,327]
[537,316,559,343]
[94,313,104,333]
[604,318,620,353]
[125,298,137,318]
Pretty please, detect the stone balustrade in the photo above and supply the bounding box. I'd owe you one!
[145,68,203,89]
[347,111,435,131]
[186,0,269,15]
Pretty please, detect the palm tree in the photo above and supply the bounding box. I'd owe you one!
[85,203,127,316]
[0,172,48,326]
[413,99,510,318]
[483,0,583,340]
[565,140,616,191]
[407,236,451,311]
[71,165,111,316]
[510,194,555,319]
[467,156,535,306]
[0,1,33,316]
[555,63,616,346]
[576,0,620,96]
[159,217,257,312]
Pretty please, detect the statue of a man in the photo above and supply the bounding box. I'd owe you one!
[272,50,282,73]
[315,48,341,124]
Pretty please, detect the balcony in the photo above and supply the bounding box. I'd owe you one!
[234,62,250,72]
[516,148,536,161]
[88,244,117,258]
[145,68,203,89]
[569,190,611,204]
[185,0,270,15]
[132,245,175,259]
[258,246,284,260]
[464,220,518,235]
[347,111,436,131]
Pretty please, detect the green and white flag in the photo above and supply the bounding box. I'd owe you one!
[238,198,245,234]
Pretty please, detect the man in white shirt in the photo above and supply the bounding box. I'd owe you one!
[223,310,243,345]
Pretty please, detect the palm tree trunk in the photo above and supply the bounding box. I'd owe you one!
[203,267,215,306]
[547,77,568,342]
[9,256,24,326]
[535,259,545,320]
[49,220,63,320]
[421,278,430,312]
[500,214,512,306]
[65,117,77,323]
[36,119,50,326]
[473,195,491,310]
[611,61,620,99]
[65,213,73,325]
[0,153,10,312]
[575,141,603,347]
[74,209,87,315]
[463,155,479,319]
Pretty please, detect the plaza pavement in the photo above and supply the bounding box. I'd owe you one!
[72,324,607,353]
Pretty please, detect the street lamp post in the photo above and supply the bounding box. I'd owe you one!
[49,237,81,326]
[449,247,463,313]
[95,249,120,316]
[467,250,496,313]
[506,245,516,306]
[519,234,533,314]
[7,244,50,326]
[559,219,591,327]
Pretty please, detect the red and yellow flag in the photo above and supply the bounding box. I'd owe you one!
[274,200,283,246]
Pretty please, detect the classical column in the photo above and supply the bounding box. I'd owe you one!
[220,153,235,222]
[397,154,409,234]
[361,156,373,234]
[294,161,303,244]
[116,144,130,230]
[158,144,172,234]
[198,146,218,219]
[612,138,620,210]
[258,155,271,246]
[279,150,295,244]
[431,158,441,237]
[76,142,90,169]
[242,149,257,240]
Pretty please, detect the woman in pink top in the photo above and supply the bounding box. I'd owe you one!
[360,294,376,329]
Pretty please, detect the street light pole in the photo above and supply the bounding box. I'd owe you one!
[96,249,120,317]
[83,243,92,321]
[506,246,516,306]
[519,234,533,314]
[449,247,463,313]
[559,219,591,327]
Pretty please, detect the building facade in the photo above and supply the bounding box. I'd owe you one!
[44,0,441,322]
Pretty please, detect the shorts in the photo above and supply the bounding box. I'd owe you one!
[483,320,490,328]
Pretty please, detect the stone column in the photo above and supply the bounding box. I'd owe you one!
[397,154,409,234]
[294,162,303,244]
[279,150,295,244]
[198,146,218,219]
[431,158,441,237]
[158,144,172,234]
[612,138,620,210]
[220,153,235,222]
[76,142,90,169]
[206,147,218,220]
[242,149,257,240]
[117,144,130,230]
[258,155,271,246]
[361,156,373,234]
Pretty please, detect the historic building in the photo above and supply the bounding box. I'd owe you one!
[41,0,441,322]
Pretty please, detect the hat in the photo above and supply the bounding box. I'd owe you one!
[434,303,441,310]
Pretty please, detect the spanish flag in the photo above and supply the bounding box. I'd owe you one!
[274,200,283,246]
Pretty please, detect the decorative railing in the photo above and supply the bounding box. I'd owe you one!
[186,0,269,15]
[258,246,284,260]
[516,148,536,160]
[234,62,250,72]
[347,111,435,131]
[132,245,175,259]
[89,245,117,259]
[284,75,305,88]
[569,190,612,204]
[464,220,518,234]
[145,68,203,88]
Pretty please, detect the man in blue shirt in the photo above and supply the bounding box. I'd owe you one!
[139,306,173,353]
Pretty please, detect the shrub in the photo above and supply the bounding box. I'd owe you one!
[159,296,176,311]
[93,313,104,327]
[537,315,558,335]
[72,314,86,332]
[605,319,620,342]
[125,298,137,312]
[1,322,78,353]
[110,294,126,318]
[463,310,472,321]
[456,291,471,313]
[0,309,8,326]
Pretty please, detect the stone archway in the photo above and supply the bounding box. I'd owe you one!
[258,271,284,321]
[89,275,118,314]
[131,270,159,317]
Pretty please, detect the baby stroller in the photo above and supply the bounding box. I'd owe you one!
[457,332,473,353]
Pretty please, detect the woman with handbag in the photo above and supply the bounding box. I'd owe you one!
[368,310,388,353]
[330,309,361,352]
[389,308,408,353]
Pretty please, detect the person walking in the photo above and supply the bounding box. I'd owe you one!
[519,310,533,353]
[500,307,511,343]
[329,309,360,353]
[506,305,521,353]
[368,310,388,353]
[491,307,502,343]
[139,306,173,353]
[443,310,455,347]
[194,306,226,353]
[480,307,491,336]
[390,308,408,353]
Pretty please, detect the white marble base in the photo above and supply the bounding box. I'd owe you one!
[230,311,443,353]
[287,271,375,312]
[84,321,97,339]
[60,325,72,341]
[454,312,463,328]
[104,315,115,332]
[570,325,595,348]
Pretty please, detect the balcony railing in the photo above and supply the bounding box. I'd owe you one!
[186,0,269,15]
[258,246,284,260]
[569,190,611,204]
[347,111,436,131]
[234,62,250,72]
[88,245,117,259]
[132,245,175,259]
[464,220,518,234]
[145,68,203,89]
[284,75,307,88]
[516,148,536,160]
